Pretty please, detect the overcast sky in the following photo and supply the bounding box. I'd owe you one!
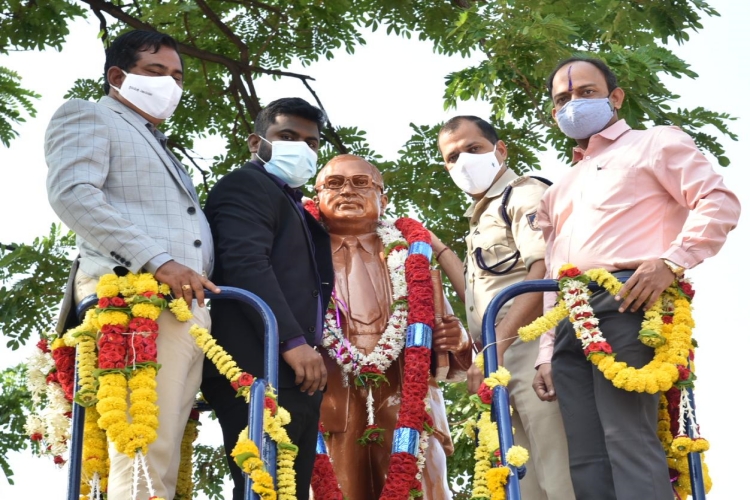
[1,1,748,497]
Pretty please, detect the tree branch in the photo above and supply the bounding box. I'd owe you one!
[301,79,348,154]
[1,243,18,252]
[168,141,211,195]
[194,0,250,65]
[81,0,316,81]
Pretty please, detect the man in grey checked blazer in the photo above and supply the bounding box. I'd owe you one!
[45,30,219,499]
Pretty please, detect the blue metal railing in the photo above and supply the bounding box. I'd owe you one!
[67,287,279,500]
[481,278,706,500]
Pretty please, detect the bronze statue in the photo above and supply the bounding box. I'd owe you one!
[313,154,472,499]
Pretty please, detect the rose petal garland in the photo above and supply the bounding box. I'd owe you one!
[311,425,345,499]
[378,217,435,500]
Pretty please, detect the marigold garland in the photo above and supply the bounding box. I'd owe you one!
[174,410,200,500]
[29,272,219,500]
[519,265,712,497]
[519,266,692,394]
[80,406,109,497]
[191,324,297,499]
[63,310,99,407]
[468,368,529,500]
[94,273,166,459]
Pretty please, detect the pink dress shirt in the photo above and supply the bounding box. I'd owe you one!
[536,119,740,365]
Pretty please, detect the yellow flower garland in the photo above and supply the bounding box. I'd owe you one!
[175,414,200,500]
[518,268,692,394]
[63,309,99,407]
[469,369,529,499]
[80,406,109,497]
[190,325,297,499]
[520,266,713,495]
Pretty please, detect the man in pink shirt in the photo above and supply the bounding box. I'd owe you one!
[532,57,740,500]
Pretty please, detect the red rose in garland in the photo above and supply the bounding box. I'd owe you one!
[51,345,76,402]
[129,317,159,334]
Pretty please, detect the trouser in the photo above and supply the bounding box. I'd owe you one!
[74,270,208,499]
[504,336,575,500]
[551,290,673,500]
[201,376,322,500]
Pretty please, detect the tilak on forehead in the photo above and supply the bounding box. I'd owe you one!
[567,65,573,91]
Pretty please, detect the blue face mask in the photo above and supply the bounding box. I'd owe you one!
[556,97,614,140]
[258,137,318,188]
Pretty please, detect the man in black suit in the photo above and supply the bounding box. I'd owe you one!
[202,97,333,500]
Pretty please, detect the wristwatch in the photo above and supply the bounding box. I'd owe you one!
[661,258,685,277]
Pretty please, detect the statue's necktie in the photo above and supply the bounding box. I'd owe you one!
[342,236,382,325]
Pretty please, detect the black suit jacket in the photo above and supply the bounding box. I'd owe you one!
[204,161,334,388]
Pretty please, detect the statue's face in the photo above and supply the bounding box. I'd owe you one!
[315,157,386,230]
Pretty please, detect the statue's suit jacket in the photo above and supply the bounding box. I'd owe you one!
[45,96,206,330]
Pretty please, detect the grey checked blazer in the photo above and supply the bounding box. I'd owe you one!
[45,96,208,330]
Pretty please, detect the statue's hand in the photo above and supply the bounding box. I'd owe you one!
[432,315,468,353]
[281,344,327,395]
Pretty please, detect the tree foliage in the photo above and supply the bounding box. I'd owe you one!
[0,0,735,494]
[0,364,31,484]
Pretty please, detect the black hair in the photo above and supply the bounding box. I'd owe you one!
[103,30,181,94]
[254,97,327,137]
[438,115,499,149]
[546,56,618,98]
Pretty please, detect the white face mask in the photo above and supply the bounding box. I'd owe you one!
[111,70,183,120]
[258,137,318,188]
[448,145,503,195]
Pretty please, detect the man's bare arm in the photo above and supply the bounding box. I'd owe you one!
[494,259,546,364]
[429,231,465,302]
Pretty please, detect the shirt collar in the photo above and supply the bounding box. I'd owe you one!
[463,167,518,218]
[246,160,303,201]
[572,119,631,163]
[330,232,380,255]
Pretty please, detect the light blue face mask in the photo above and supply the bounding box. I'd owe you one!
[556,97,614,140]
[258,137,318,188]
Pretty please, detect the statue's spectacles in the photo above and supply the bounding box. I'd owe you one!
[316,175,383,192]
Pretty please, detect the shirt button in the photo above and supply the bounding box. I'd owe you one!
[187,206,196,215]
[194,240,202,247]
[312,290,319,297]
[125,261,132,267]
[585,155,591,160]
[469,306,474,312]
[308,326,315,333]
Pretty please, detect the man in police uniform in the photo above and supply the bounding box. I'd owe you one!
[430,116,575,500]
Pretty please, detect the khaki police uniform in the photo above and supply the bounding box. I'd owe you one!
[464,168,575,500]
